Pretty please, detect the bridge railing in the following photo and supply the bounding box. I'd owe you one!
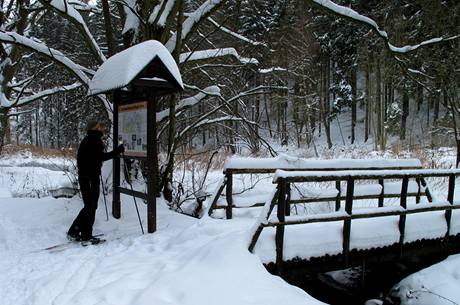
[248,168,460,274]
[208,157,424,219]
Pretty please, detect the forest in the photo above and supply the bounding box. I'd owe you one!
[1,0,459,196]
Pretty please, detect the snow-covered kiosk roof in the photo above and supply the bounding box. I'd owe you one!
[88,40,184,96]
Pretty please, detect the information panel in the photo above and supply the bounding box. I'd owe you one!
[118,101,147,157]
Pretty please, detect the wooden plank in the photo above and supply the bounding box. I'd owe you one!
[278,170,460,183]
[226,173,233,219]
[119,186,148,200]
[207,177,227,216]
[263,203,460,227]
[213,191,427,210]
[276,180,287,274]
[343,177,354,267]
[226,166,423,175]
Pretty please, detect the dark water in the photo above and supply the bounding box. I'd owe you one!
[285,257,446,305]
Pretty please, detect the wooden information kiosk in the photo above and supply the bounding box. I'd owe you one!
[88,40,183,233]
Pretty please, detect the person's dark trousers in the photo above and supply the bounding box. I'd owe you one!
[68,175,100,240]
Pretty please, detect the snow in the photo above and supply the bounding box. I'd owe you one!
[180,48,259,65]
[0,154,325,305]
[390,253,460,305]
[274,168,460,182]
[121,0,139,36]
[2,151,460,305]
[165,0,225,52]
[225,154,422,170]
[88,40,183,96]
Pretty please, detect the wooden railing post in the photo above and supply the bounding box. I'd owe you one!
[226,171,233,219]
[343,176,354,267]
[276,179,287,275]
[399,176,409,258]
[415,177,421,204]
[378,178,384,208]
[335,180,341,211]
[445,174,455,238]
[286,182,291,216]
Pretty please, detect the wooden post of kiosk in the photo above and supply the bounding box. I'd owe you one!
[146,93,158,233]
[87,40,184,234]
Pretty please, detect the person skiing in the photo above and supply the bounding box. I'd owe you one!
[67,120,124,243]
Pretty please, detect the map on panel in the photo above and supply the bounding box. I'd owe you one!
[118,101,147,157]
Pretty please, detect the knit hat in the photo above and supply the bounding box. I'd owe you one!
[86,119,99,131]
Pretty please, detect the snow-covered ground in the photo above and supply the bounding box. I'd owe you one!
[1,149,460,305]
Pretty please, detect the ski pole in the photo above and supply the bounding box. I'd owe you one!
[122,153,144,234]
[100,174,109,221]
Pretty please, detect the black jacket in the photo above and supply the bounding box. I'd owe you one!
[77,130,118,177]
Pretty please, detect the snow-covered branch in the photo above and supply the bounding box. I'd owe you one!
[157,85,221,123]
[311,0,459,53]
[119,0,141,37]
[166,0,226,52]
[8,82,82,108]
[149,0,176,27]
[180,48,258,65]
[68,0,101,13]
[0,30,92,85]
[39,0,106,63]
[207,17,267,47]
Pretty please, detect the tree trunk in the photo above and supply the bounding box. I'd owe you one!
[101,0,116,56]
[400,91,409,140]
[351,68,357,144]
[364,58,371,142]
[376,55,385,150]
[162,0,184,202]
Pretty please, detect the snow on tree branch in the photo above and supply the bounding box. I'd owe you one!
[39,0,106,63]
[207,17,267,47]
[180,48,258,65]
[149,0,176,27]
[68,0,100,13]
[165,0,225,52]
[311,0,459,53]
[157,85,221,123]
[9,82,82,108]
[0,30,92,85]
[121,0,141,37]
[193,116,244,130]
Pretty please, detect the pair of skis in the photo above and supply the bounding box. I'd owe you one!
[43,234,106,253]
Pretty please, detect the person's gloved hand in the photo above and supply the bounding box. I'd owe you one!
[117,144,125,154]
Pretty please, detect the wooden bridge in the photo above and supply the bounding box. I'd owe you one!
[209,156,460,276]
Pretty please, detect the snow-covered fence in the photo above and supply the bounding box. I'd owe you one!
[248,168,460,275]
[208,155,424,219]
